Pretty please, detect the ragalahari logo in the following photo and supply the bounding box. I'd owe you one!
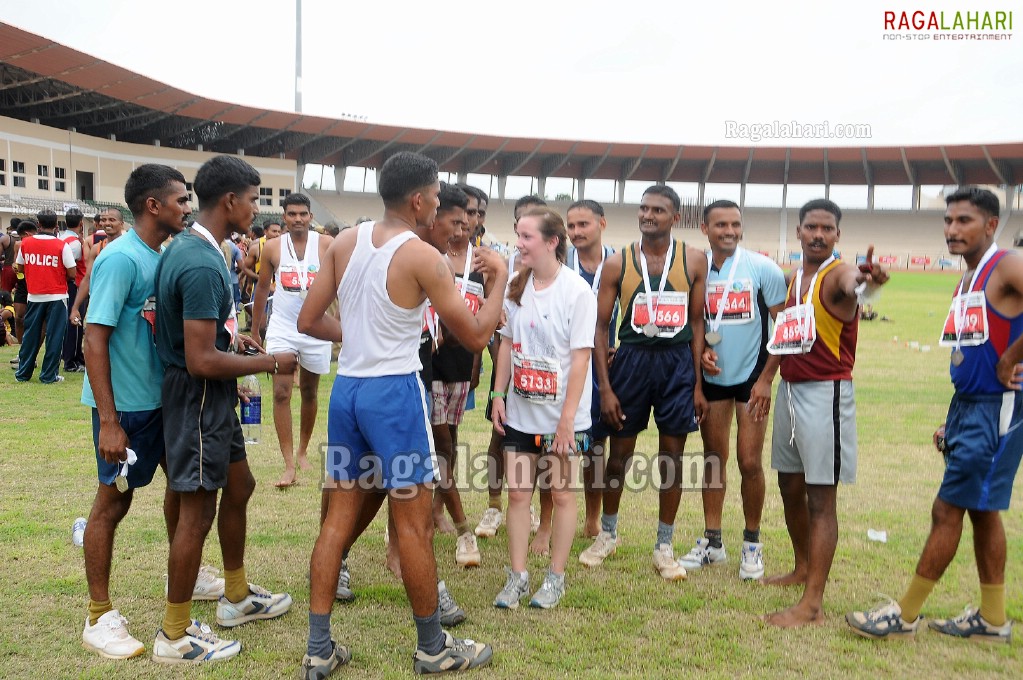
[883,10,1013,41]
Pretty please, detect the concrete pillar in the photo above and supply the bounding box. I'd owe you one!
[296,163,306,191]
[739,182,746,210]
[616,179,625,204]
[497,175,507,201]
[537,176,546,199]
[867,184,875,210]
[333,166,346,193]
[577,177,586,200]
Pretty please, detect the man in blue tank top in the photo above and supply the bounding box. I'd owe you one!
[848,186,1023,643]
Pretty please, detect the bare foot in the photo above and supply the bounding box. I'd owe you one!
[297,456,314,472]
[385,543,402,580]
[529,530,551,556]
[762,604,825,628]
[583,519,600,538]
[433,514,456,535]
[760,570,806,586]
[275,468,297,488]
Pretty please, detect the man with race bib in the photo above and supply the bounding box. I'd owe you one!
[758,198,888,628]
[579,185,708,581]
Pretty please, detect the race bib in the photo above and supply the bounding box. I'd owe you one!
[280,265,316,292]
[141,296,156,338]
[459,277,484,315]
[631,291,688,338]
[706,278,754,324]
[512,352,561,404]
[939,292,988,347]
[767,303,815,355]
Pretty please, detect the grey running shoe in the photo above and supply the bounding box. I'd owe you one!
[579,531,618,567]
[738,541,764,580]
[301,641,352,679]
[216,583,292,627]
[493,568,529,609]
[846,600,921,640]
[438,580,466,627]
[928,606,1012,643]
[528,571,565,609]
[474,508,502,538]
[152,620,240,664]
[677,537,727,571]
[413,631,492,675]
[335,560,354,603]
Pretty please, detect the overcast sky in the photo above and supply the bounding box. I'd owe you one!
[5,0,1022,149]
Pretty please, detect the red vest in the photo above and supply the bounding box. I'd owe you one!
[21,235,70,296]
[63,233,86,285]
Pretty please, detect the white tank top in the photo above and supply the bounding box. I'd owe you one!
[268,231,321,331]
[336,222,426,377]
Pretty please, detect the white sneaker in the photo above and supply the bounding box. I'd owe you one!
[474,508,503,538]
[82,610,145,659]
[164,564,225,601]
[739,541,765,580]
[455,531,481,568]
[677,538,728,571]
[530,506,541,533]
[653,543,687,581]
[152,620,240,664]
[579,531,618,567]
[216,583,292,627]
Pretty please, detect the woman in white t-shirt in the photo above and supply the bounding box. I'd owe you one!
[490,208,597,610]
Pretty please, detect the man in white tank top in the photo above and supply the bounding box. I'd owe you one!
[250,194,332,488]
[295,152,508,676]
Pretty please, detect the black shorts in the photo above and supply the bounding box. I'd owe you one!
[606,343,698,438]
[13,279,27,305]
[162,365,246,492]
[702,369,762,403]
[502,425,592,455]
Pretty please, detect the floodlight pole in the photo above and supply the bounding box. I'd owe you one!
[295,0,303,113]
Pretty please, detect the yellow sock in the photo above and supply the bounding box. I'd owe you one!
[456,521,472,536]
[224,567,249,603]
[488,497,502,512]
[88,599,112,626]
[898,574,937,621]
[979,583,1006,626]
[162,600,193,640]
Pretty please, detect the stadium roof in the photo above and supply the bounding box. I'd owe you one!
[2,22,1021,188]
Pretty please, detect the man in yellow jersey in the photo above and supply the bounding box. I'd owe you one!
[754,198,888,627]
[579,185,709,580]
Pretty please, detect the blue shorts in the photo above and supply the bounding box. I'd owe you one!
[606,343,698,438]
[940,391,1023,511]
[92,408,164,490]
[326,373,437,489]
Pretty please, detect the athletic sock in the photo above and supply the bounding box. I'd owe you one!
[656,521,675,549]
[414,608,445,655]
[88,598,112,626]
[307,612,334,659]
[897,574,937,622]
[600,513,618,538]
[705,528,723,550]
[743,528,761,544]
[979,583,1007,626]
[456,521,472,537]
[488,496,503,512]
[342,548,350,561]
[162,600,193,640]
[224,566,249,603]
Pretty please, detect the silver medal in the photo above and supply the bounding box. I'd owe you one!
[115,475,129,493]
[951,349,965,366]
[299,289,308,300]
[643,322,659,338]
[706,331,722,346]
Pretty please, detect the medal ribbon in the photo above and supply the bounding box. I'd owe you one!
[638,238,675,330]
[706,246,743,335]
[285,234,310,293]
[953,243,997,355]
[191,223,237,330]
[574,246,607,296]
[794,255,835,345]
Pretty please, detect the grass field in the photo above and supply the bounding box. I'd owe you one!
[2,271,1022,679]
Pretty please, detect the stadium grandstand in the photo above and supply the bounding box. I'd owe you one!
[1,21,1021,268]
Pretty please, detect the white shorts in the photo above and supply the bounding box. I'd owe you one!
[265,330,332,375]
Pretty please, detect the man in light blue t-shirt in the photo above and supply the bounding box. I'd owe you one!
[677,200,786,581]
[79,165,203,660]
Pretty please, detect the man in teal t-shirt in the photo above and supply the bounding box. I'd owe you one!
[79,164,195,660]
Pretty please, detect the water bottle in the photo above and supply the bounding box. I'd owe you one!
[239,374,261,444]
[72,517,87,547]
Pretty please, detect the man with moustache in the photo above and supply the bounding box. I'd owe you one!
[759,199,888,628]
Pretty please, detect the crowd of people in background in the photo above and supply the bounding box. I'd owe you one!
[4,156,1021,675]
